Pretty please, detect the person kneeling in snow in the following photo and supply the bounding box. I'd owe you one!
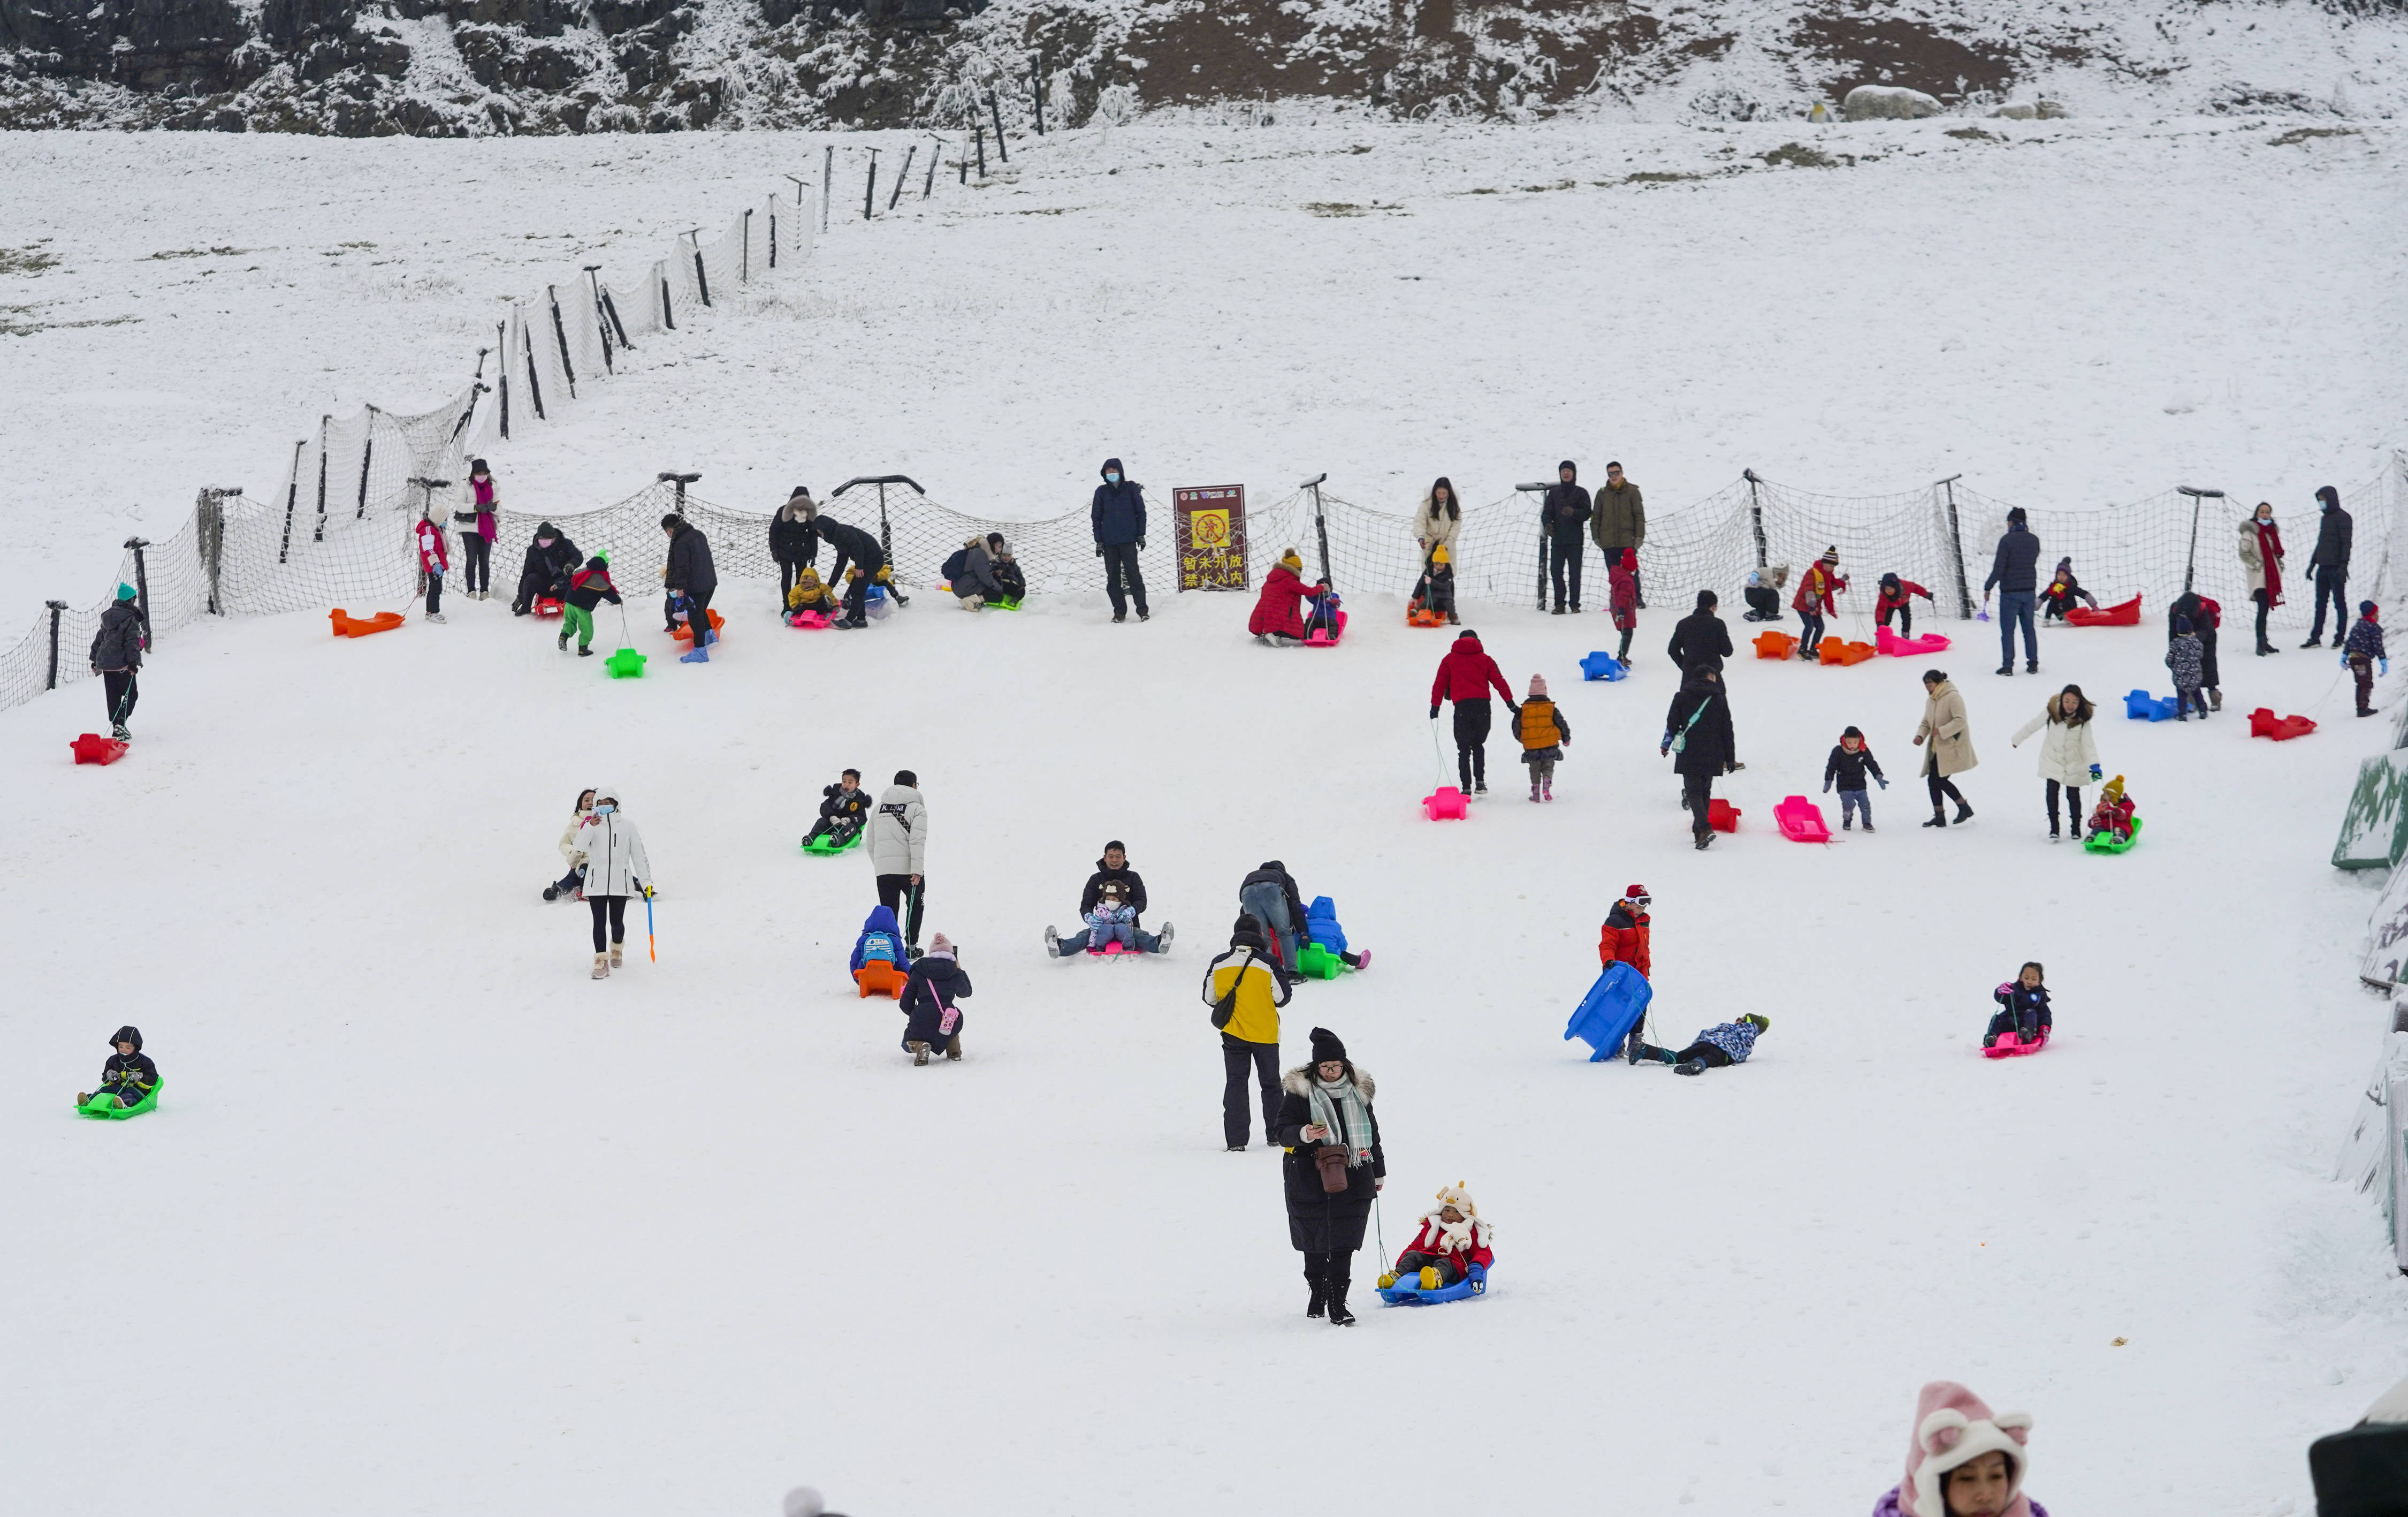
[1872,1380,2045,1517]
[78,1026,159,1110]
[942,534,1005,610]
[1627,1013,1767,1076]
[1379,1182,1494,1291]
[899,932,971,1065]
[1250,549,1324,645]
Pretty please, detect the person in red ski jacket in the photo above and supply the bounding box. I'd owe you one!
[1792,548,1847,657]
[1608,549,1640,666]
[1429,629,1517,796]
[1249,550,1323,644]
[1378,1182,1495,1291]
[414,511,448,624]
[1877,573,1934,635]
[1597,884,1652,979]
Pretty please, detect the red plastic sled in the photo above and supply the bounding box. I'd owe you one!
[855,961,907,999]
[70,732,128,765]
[1874,624,1952,656]
[672,609,728,642]
[330,608,404,638]
[1983,1028,2049,1058]
[1773,795,1831,842]
[2066,594,2141,627]
[1753,630,1799,659]
[533,597,565,618]
[2248,708,2318,741]
[1706,798,1740,833]
[1424,786,1469,821]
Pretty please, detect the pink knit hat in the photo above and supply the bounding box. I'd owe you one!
[1528,674,1549,698]
[1895,1382,2034,1517]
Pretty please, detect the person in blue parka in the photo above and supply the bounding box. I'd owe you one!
[1091,457,1150,624]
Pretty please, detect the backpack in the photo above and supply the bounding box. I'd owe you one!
[941,548,969,584]
[860,931,902,967]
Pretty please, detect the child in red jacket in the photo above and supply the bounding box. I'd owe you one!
[414,510,448,624]
[1608,549,1640,665]
[1876,573,1934,636]
[1792,548,1846,658]
[1378,1182,1495,1291]
[1597,885,1652,979]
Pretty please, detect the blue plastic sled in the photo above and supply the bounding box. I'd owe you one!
[2123,688,2180,722]
[1564,962,1652,1062]
[1580,651,1628,682]
[1380,1262,1490,1307]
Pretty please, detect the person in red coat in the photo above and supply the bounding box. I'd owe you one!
[1429,629,1517,795]
[1597,884,1651,979]
[1792,547,1846,658]
[1249,549,1322,645]
[1607,549,1640,665]
[414,510,449,624]
[1876,573,1935,636]
[1378,1182,1495,1291]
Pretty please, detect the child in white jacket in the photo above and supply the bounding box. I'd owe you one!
[2009,686,2101,843]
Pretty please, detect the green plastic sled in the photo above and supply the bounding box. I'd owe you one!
[606,648,647,679]
[1296,943,1346,980]
[78,1080,161,1120]
[2083,816,2144,855]
[988,596,1022,611]
[802,828,864,857]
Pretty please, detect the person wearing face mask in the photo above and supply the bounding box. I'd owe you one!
[1091,457,1150,623]
[1272,1026,1385,1326]
[512,522,582,616]
[2239,500,2285,656]
[576,785,653,980]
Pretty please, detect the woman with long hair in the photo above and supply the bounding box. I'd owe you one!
[2009,685,2100,842]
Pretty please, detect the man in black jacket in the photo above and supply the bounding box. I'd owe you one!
[510,523,582,615]
[1542,460,1591,614]
[818,514,889,629]
[1983,507,2042,675]
[1092,457,1149,623]
[661,513,718,639]
[89,583,144,741]
[1045,840,1175,955]
[1665,590,1733,673]
[769,488,819,609]
[2303,484,2354,648]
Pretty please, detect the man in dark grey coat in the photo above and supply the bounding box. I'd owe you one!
[661,513,718,638]
[2303,484,2353,648]
[1091,457,1149,623]
[90,582,144,740]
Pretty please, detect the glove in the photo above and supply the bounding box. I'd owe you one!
[1095,545,1104,558]
[1876,776,1888,790]
[2089,764,2102,780]
[1137,538,1146,552]
[2342,651,2351,668]
[1823,780,1831,792]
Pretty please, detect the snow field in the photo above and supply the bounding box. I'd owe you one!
[3,581,2404,1516]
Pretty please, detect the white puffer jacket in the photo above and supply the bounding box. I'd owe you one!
[2009,706,2102,788]
[869,784,926,875]
[576,797,653,897]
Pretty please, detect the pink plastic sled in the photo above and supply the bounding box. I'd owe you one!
[1875,624,1952,656]
[1305,610,1349,648]
[1983,1028,2049,1059]
[788,610,832,629]
[1087,940,1145,958]
[1424,786,1469,821]
[1773,795,1832,843]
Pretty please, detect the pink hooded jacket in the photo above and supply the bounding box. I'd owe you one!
[1871,1381,2045,1517]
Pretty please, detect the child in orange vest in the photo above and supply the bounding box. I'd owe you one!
[1511,674,1572,802]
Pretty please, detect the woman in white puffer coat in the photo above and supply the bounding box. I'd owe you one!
[575,783,653,977]
[2009,685,2102,843]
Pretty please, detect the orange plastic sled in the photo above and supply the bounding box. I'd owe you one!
[855,961,908,998]
[672,609,728,642]
[1407,608,1447,628]
[1753,631,1799,659]
[330,609,405,638]
[2067,594,2142,627]
[1817,637,1877,666]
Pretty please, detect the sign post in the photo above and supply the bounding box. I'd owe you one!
[1175,486,1248,591]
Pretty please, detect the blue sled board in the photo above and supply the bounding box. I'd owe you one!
[1565,962,1652,1063]
[1380,1263,1491,1307]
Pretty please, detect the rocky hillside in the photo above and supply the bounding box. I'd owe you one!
[2,0,2401,134]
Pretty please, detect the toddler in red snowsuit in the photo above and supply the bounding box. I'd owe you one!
[1379,1182,1495,1291]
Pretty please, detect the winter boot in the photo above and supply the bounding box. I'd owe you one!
[591,953,609,980]
[1154,922,1176,953]
[945,1033,963,1061]
[1473,779,1488,795]
[1138,609,1150,622]
[111,724,131,742]
[1694,831,1712,850]
[2211,688,2223,711]
[577,646,593,658]
[1923,809,1948,828]
[1111,611,1126,624]
[1842,814,1853,830]
[543,885,559,901]
[1419,1265,1441,1291]
[1306,1267,1328,1319]
[425,612,446,624]
[1862,820,1874,832]
[558,631,570,650]
[2302,634,2323,649]
[1674,1059,1708,1076]
[1325,1276,1357,1326]
[1542,775,1553,801]
[1043,925,1062,958]
[1625,1036,1653,1066]
[961,594,984,611]
[1953,800,1975,824]
[1376,1270,1399,1289]
[610,943,623,968]
[908,1041,931,1066]
[1529,782,1542,803]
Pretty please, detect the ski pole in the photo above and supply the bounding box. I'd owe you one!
[644,885,656,962]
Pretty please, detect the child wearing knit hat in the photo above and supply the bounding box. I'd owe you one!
[1409,543,1458,624]
[2344,599,2388,716]
[1377,1182,1496,1292]
[1871,1380,2045,1517]
[899,932,971,1065]
[1626,1013,1770,1075]
[2084,777,2135,846]
[1511,674,1572,802]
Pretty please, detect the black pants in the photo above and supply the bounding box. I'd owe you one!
[2353,653,2376,714]
[1302,1249,1355,1287]
[553,863,585,896]
[2199,627,2221,691]
[513,570,554,614]
[1889,604,1913,638]
[1616,628,1633,661]
[1799,611,1824,652]
[671,585,715,637]
[1634,1039,1734,1068]
[2311,566,2348,641]
[779,560,804,602]
[876,873,924,947]
[2045,780,2083,833]
[1926,769,1966,811]
[1101,542,1147,617]
[1222,1037,1279,1148]
[1451,699,1492,789]
[425,570,443,616]
[1744,586,1781,620]
[2177,685,2209,718]
[589,894,627,952]
[803,816,858,847]
[1392,1251,1462,1286]
[102,669,138,729]
[1548,536,1583,609]
[462,534,491,593]
[2254,589,2273,649]
[1681,770,1714,836]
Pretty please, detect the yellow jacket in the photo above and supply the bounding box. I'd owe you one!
[1202,945,1288,1045]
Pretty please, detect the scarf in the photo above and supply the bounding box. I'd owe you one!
[1308,1075,1375,1167]
[2255,519,2284,607]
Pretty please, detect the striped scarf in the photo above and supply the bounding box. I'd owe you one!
[1308,1075,1375,1167]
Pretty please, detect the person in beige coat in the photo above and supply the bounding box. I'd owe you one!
[2238,502,2285,656]
[2009,685,2102,841]
[1411,477,1464,565]
[1911,669,1977,828]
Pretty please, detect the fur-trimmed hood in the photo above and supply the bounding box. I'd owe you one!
[1282,1066,1376,1101]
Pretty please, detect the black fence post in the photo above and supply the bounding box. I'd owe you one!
[2178,485,2226,595]
[496,320,510,440]
[125,536,153,649]
[659,267,674,331]
[689,230,710,307]
[44,600,65,690]
[988,90,1009,162]
[822,145,833,233]
[1938,474,1973,618]
[547,284,578,397]
[1514,481,1548,610]
[741,208,752,283]
[864,150,879,221]
[278,438,303,564]
[197,487,234,615]
[314,414,329,542]
[1032,52,1046,135]
[659,471,700,517]
[973,126,987,178]
[924,138,940,198]
[1301,473,1331,586]
[522,320,546,420]
[890,147,913,211]
[1743,468,1769,568]
[357,407,376,519]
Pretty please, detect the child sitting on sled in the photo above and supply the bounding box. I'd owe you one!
[988,535,1026,605]
[786,566,840,619]
[2085,776,2136,845]
[1084,879,1139,951]
[2039,558,2101,622]
[1380,1182,1495,1291]
[850,904,909,973]
[1627,1013,1769,1076]
[1985,962,2051,1048]
[804,769,869,848]
[78,1026,158,1110]
[1410,545,1459,624]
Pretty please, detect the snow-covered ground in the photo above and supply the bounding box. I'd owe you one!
[3,115,2406,1517]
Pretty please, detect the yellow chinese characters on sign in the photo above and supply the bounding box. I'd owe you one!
[1175,486,1249,592]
